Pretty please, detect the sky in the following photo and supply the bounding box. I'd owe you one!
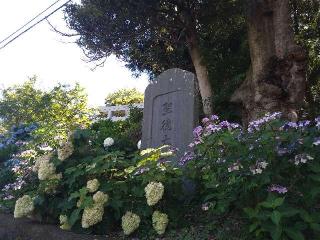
[0,0,149,107]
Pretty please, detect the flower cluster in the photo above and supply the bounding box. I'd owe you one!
[121,211,141,235]
[86,179,100,193]
[57,141,74,161]
[33,153,52,172]
[248,112,282,133]
[93,191,109,205]
[81,203,104,228]
[14,195,34,218]
[227,161,243,173]
[37,156,61,181]
[190,115,241,148]
[145,182,164,206]
[152,211,169,235]
[250,161,268,175]
[268,184,288,194]
[316,116,320,129]
[59,215,71,230]
[292,153,314,165]
[137,140,142,149]
[103,137,114,148]
[179,151,196,166]
[81,183,108,228]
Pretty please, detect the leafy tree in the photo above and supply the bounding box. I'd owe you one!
[63,0,319,122]
[64,0,246,116]
[0,77,92,146]
[105,88,144,106]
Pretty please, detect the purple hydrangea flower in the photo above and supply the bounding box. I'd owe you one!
[248,112,282,132]
[268,184,288,194]
[206,124,222,133]
[298,120,311,128]
[219,120,231,129]
[193,126,203,138]
[179,151,195,166]
[201,117,210,125]
[316,117,320,129]
[210,115,219,121]
[280,122,298,131]
[313,138,320,146]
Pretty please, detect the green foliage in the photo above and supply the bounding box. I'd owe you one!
[105,88,144,106]
[30,133,187,237]
[0,77,92,147]
[64,0,248,120]
[90,107,143,153]
[291,0,320,117]
[184,114,320,239]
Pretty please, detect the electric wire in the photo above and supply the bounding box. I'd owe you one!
[0,0,72,50]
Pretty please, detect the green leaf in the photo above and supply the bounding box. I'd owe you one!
[281,208,300,218]
[203,193,216,202]
[249,222,259,232]
[310,223,320,232]
[69,208,81,226]
[244,207,257,218]
[284,228,305,240]
[271,211,281,226]
[260,197,284,209]
[271,226,282,240]
[272,198,285,209]
[299,210,313,223]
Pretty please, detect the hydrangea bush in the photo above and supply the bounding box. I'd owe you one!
[183,113,320,239]
[5,113,320,239]
[7,119,187,238]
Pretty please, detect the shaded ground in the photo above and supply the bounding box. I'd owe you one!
[0,213,107,240]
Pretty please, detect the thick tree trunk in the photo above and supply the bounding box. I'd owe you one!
[231,0,307,123]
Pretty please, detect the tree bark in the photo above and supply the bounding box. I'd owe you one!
[184,12,213,116]
[187,35,213,116]
[231,0,307,124]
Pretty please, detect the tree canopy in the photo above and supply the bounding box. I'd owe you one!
[0,77,92,146]
[64,0,320,121]
[105,88,144,106]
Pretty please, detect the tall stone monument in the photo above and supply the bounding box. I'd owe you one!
[141,68,198,159]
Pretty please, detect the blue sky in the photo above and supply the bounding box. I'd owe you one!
[0,0,149,106]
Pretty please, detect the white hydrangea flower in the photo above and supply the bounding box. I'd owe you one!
[81,203,104,228]
[121,211,141,235]
[33,153,52,172]
[86,179,100,193]
[152,211,169,235]
[103,137,114,147]
[14,195,34,218]
[57,141,74,161]
[93,191,109,205]
[144,182,164,206]
[38,161,56,180]
[59,214,71,230]
[137,140,142,149]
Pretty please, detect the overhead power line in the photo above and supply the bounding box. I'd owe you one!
[0,0,72,50]
[0,0,63,46]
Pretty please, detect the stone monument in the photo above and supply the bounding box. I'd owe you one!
[141,68,198,160]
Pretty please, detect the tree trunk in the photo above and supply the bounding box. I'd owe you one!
[188,40,213,116]
[231,0,307,124]
[186,25,213,116]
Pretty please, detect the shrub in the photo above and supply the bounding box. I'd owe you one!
[11,123,187,237]
[184,113,320,239]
